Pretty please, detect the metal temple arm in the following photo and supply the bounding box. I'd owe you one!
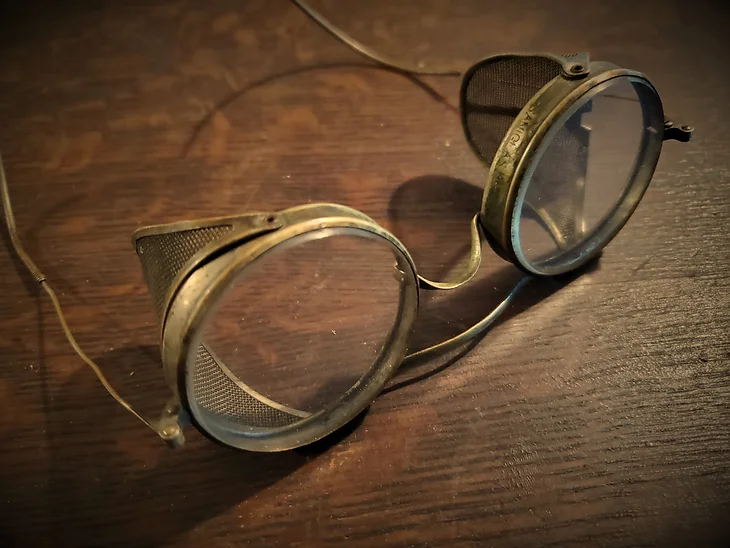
[403,276,532,365]
[0,156,181,445]
[289,0,461,76]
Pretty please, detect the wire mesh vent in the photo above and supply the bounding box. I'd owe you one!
[462,55,562,168]
[134,222,302,429]
[193,345,300,428]
[135,225,233,319]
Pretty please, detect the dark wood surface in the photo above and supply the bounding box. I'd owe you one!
[1,1,728,546]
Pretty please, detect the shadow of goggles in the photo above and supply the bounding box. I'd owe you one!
[1,1,692,452]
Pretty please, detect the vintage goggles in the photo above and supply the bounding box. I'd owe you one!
[1,0,692,451]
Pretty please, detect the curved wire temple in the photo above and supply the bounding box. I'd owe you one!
[289,0,462,76]
[0,156,183,446]
[402,275,532,367]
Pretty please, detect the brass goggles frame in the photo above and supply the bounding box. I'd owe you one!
[0,0,693,452]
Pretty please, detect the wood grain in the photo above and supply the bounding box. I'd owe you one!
[0,1,728,546]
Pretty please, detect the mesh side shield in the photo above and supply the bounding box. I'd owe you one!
[134,223,301,429]
[462,55,562,168]
[135,225,233,319]
[193,345,299,427]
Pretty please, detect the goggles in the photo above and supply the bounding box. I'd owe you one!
[1,0,692,451]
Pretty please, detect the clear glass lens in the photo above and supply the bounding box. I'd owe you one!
[194,228,405,424]
[512,76,663,274]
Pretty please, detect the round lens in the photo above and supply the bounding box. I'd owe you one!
[185,226,415,448]
[512,76,663,274]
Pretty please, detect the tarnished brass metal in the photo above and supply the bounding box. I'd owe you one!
[417,213,486,290]
[134,204,420,451]
[0,0,693,452]
[664,119,694,142]
[476,62,655,271]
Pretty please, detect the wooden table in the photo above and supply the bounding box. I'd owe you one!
[1,1,728,546]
